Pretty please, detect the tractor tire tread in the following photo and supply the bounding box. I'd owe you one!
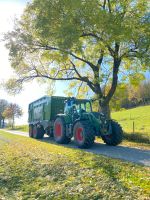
[74,120,95,148]
[102,120,123,146]
[54,117,71,144]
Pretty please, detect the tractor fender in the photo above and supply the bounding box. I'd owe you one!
[72,119,92,128]
[55,114,71,124]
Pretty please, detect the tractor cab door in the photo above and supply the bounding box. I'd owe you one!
[64,98,79,121]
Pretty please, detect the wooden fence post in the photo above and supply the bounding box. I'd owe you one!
[133,121,135,134]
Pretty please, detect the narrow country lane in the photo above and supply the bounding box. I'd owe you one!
[1,129,150,167]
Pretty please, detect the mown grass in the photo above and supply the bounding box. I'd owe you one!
[0,131,150,200]
[112,105,150,144]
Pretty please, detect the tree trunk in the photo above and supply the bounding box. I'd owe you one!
[12,116,15,129]
[2,118,5,128]
[99,101,111,119]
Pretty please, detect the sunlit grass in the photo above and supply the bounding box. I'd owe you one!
[0,131,149,200]
[112,105,150,144]
[112,105,150,134]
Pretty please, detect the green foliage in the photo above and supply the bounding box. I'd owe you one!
[109,80,150,111]
[0,131,150,200]
[109,83,128,111]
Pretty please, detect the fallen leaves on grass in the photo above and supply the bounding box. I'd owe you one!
[0,132,149,200]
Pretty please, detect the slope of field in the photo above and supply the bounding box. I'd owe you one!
[112,105,150,134]
[112,105,150,143]
[0,131,150,200]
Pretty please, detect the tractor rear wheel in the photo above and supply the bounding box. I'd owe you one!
[73,121,95,148]
[54,117,71,144]
[29,124,33,138]
[45,127,53,138]
[32,125,45,139]
[102,120,123,146]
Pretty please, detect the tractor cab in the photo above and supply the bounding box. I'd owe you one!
[64,97,92,115]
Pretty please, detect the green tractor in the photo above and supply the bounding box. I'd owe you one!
[53,97,123,148]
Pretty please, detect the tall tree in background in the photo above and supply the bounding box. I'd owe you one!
[4,0,150,117]
[3,103,23,128]
[0,99,8,128]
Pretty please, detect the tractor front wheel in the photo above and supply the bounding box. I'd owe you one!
[102,120,123,146]
[54,117,71,144]
[73,121,95,148]
[32,125,45,139]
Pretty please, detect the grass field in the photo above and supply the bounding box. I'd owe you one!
[112,105,150,144]
[0,131,149,200]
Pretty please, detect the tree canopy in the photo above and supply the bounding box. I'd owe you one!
[4,0,150,117]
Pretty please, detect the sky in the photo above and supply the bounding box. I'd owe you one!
[0,0,65,125]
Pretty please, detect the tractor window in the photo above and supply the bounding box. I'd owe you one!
[80,103,86,110]
[85,102,92,112]
[76,103,84,112]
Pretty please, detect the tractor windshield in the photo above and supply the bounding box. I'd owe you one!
[77,101,92,113]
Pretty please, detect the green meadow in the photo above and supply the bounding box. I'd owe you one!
[0,131,149,200]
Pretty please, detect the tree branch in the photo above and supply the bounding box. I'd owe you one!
[103,0,106,9]
[107,0,112,13]
[70,60,83,79]
[97,50,104,66]
[104,58,121,104]
[80,33,115,56]
[81,32,101,40]
[76,81,83,97]
[17,74,81,83]
[34,43,96,69]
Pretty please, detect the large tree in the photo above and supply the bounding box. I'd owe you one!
[4,0,150,117]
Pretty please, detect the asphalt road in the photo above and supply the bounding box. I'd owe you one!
[2,129,150,167]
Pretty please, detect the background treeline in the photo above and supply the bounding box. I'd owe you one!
[110,80,150,111]
[0,100,22,128]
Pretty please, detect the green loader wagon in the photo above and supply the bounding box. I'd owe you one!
[28,96,123,148]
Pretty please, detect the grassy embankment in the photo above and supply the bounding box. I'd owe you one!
[112,105,150,144]
[10,105,150,145]
[0,130,149,200]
